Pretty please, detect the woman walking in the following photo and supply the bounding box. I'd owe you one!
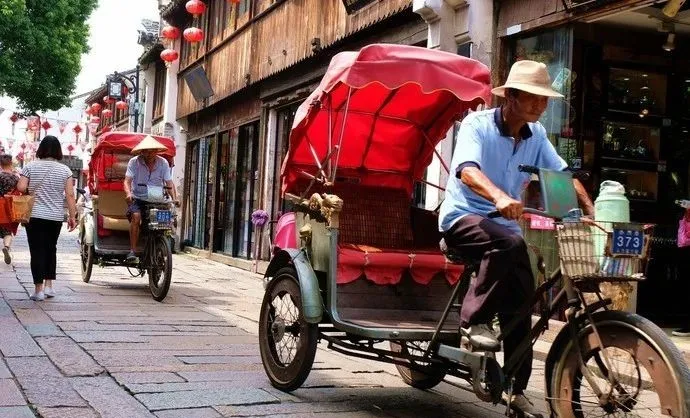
[17,136,77,301]
[0,154,19,264]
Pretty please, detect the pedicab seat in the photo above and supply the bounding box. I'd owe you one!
[334,185,464,287]
[93,190,130,232]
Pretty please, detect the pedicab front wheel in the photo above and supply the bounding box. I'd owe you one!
[259,266,318,392]
[147,236,172,302]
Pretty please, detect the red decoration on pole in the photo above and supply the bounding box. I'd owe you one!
[9,113,18,123]
[41,120,52,131]
[20,143,26,150]
[102,109,113,119]
[160,48,179,65]
[115,100,128,111]
[185,0,206,17]
[183,27,204,43]
[91,103,102,114]
[161,25,181,41]
[67,144,74,155]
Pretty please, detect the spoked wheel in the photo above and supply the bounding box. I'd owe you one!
[80,235,94,283]
[259,267,318,392]
[548,310,690,418]
[390,340,447,390]
[147,236,172,302]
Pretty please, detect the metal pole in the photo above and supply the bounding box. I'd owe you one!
[134,64,140,132]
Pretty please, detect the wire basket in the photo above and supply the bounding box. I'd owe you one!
[555,221,652,282]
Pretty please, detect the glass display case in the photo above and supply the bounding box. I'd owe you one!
[599,120,661,203]
[608,68,666,117]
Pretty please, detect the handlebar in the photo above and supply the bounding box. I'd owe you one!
[518,164,590,181]
[487,207,553,219]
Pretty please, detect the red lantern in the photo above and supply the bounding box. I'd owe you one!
[9,113,18,123]
[102,109,113,119]
[160,48,179,64]
[161,25,181,40]
[67,144,75,155]
[228,0,240,3]
[116,100,128,111]
[103,95,115,104]
[41,120,52,131]
[90,116,101,125]
[91,103,102,114]
[185,0,206,17]
[183,27,204,43]
[73,125,82,134]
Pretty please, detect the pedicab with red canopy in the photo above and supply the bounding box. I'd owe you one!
[258,44,690,418]
[259,42,493,391]
[78,132,177,301]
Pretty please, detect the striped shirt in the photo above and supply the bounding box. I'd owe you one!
[21,160,73,222]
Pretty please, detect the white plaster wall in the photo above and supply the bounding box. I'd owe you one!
[414,0,494,211]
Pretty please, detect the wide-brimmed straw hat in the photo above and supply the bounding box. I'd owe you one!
[491,60,564,98]
[132,135,168,154]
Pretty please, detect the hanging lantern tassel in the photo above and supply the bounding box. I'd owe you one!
[67,144,74,156]
[9,113,19,136]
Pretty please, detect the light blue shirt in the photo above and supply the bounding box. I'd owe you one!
[439,108,567,235]
[125,156,173,200]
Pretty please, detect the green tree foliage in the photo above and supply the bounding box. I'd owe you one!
[0,0,98,112]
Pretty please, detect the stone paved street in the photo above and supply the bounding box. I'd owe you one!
[0,227,553,417]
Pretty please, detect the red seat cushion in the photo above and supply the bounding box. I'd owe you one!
[337,244,464,286]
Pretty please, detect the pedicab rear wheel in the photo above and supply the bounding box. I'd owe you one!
[147,236,172,302]
[259,266,318,392]
[390,341,447,389]
[80,233,94,283]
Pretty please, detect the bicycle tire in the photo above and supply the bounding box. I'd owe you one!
[546,310,690,418]
[147,236,172,302]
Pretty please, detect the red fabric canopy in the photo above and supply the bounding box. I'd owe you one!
[282,43,492,194]
[88,132,176,194]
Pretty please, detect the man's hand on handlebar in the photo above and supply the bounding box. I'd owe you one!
[495,195,524,220]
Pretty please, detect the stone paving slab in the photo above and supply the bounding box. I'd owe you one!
[0,379,26,406]
[0,299,45,357]
[215,400,383,417]
[0,406,35,418]
[0,359,11,379]
[154,407,223,418]
[111,372,186,385]
[135,388,280,411]
[58,321,177,332]
[105,362,265,374]
[36,406,100,418]
[6,357,86,408]
[71,376,155,418]
[36,337,104,377]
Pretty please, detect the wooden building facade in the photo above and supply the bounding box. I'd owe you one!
[158,0,427,270]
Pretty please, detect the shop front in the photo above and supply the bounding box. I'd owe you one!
[496,0,690,325]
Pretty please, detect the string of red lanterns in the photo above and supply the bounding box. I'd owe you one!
[160,1,212,65]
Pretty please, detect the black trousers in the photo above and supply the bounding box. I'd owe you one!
[25,218,63,285]
[444,214,535,393]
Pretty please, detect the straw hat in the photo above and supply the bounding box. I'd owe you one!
[491,60,564,98]
[131,135,167,154]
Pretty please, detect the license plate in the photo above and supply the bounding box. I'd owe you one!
[611,224,644,256]
[156,210,172,224]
